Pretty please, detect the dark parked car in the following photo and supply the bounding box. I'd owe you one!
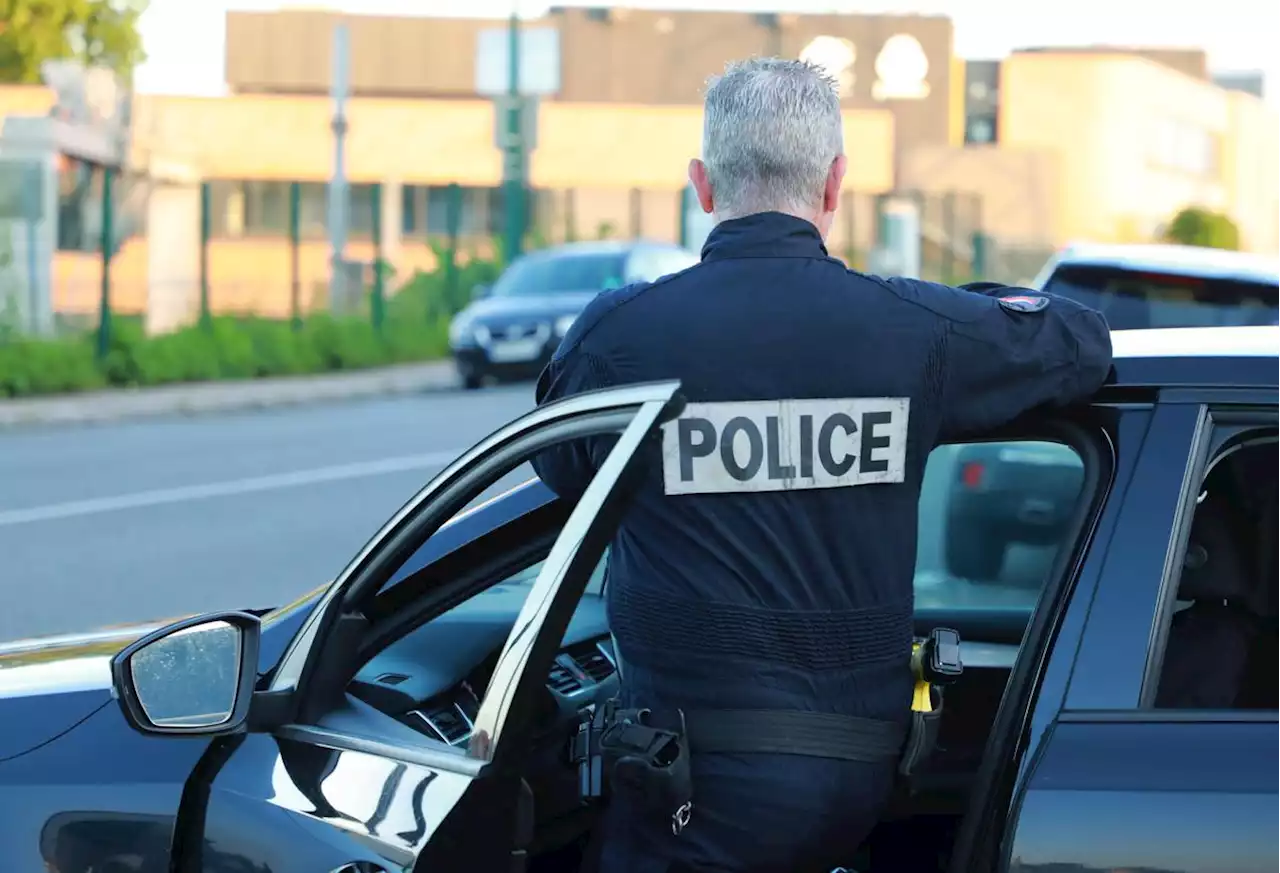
[449,240,699,389]
[943,244,1279,582]
[944,441,1084,582]
[1,326,1276,873]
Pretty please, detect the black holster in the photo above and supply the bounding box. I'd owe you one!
[897,685,944,782]
[571,699,693,824]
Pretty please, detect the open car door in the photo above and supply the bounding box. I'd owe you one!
[161,382,684,873]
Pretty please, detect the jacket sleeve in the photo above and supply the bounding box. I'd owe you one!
[530,342,617,499]
[889,279,1114,442]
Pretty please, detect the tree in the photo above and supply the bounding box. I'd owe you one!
[1161,206,1241,251]
[0,0,147,84]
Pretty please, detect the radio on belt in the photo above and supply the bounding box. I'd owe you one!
[913,627,963,686]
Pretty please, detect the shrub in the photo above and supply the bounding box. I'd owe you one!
[1162,207,1241,251]
[0,254,493,398]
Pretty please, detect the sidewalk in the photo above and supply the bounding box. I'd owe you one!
[0,360,461,429]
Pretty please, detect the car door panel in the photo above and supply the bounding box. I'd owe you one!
[991,401,1280,872]
[1006,718,1279,873]
[189,383,682,873]
[0,698,211,873]
[198,730,473,872]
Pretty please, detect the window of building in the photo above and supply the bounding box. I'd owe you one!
[1150,119,1219,177]
[402,184,544,240]
[965,115,997,145]
[210,181,374,239]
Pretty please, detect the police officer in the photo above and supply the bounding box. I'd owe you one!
[533,57,1112,873]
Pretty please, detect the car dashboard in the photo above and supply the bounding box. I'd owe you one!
[350,582,613,727]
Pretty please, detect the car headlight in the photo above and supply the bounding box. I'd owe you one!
[554,315,577,337]
[449,317,473,345]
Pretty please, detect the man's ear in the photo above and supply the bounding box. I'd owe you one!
[823,155,847,213]
[689,159,715,214]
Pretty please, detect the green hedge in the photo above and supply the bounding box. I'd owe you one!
[0,251,504,399]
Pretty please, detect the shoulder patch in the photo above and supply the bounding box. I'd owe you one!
[997,294,1050,313]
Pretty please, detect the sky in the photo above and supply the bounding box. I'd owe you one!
[133,0,1279,104]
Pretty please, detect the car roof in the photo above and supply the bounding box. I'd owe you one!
[1044,243,1280,286]
[1109,325,1279,390]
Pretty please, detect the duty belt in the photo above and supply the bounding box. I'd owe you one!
[570,627,964,835]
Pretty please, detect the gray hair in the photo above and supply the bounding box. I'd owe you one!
[701,58,844,218]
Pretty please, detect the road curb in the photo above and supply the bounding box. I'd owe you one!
[0,361,462,429]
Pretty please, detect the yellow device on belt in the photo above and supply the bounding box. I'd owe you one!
[910,641,934,713]
[910,628,964,712]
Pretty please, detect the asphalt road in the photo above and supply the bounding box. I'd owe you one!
[0,384,538,643]
[0,385,1048,644]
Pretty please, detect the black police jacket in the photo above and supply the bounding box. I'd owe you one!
[533,212,1112,724]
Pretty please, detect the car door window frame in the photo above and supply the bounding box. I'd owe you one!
[265,383,683,708]
[1059,400,1207,712]
[947,404,1138,873]
[1138,409,1278,717]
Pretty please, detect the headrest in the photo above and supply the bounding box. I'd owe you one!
[1177,497,1252,603]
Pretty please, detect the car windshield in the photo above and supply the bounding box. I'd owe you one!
[491,252,628,298]
[1043,264,1279,330]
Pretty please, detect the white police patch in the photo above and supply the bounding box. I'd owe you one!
[997,294,1050,313]
[661,398,910,496]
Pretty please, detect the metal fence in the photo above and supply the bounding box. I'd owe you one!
[14,175,1056,344]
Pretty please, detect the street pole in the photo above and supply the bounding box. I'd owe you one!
[329,22,351,310]
[502,8,525,264]
[96,167,113,361]
[199,180,211,329]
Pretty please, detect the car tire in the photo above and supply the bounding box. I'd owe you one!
[460,370,484,391]
[944,514,1008,581]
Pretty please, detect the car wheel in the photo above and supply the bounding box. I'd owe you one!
[461,372,484,391]
[944,514,1008,581]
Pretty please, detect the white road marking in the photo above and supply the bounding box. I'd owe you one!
[0,450,462,528]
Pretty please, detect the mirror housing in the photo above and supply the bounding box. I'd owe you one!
[471,283,491,300]
[110,611,261,737]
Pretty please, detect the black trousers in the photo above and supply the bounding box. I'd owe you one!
[592,750,898,873]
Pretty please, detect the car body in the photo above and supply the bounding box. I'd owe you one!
[1,326,1276,873]
[944,244,1279,582]
[1030,242,1279,331]
[448,240,699,388]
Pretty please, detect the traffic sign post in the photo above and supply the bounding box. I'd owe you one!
[477,20,557,265]
[503,13,524,263]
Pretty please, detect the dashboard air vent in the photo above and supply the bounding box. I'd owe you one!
[571,646,616,683]
[414,702,471,745]
[547,661,584,695]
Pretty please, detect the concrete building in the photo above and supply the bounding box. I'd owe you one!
[922,49,1279,256]
[2,13,1276,328]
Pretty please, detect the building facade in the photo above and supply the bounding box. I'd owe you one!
[2,11,1276,330]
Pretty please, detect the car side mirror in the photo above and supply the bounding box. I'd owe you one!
[472,283,491,300]
[110,612,261,737]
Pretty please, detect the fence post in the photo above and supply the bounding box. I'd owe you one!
[96,167,113,360]
[443,183,462,316]
[677,187,689,248]
[941,191,956,283]
[841,191,855,267]
[971,232,989,279]
[371,182,385,334]
[629,188,642,239]
[564,189,577,242]
[289,181,302,329]
[199,181,212,329]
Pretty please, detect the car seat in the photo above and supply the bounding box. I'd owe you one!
[1154,491,1261,710]
[1235,471,1277,710]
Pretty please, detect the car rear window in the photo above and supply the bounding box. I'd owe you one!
[492,252,627,297]
[1042,264,1278,330]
